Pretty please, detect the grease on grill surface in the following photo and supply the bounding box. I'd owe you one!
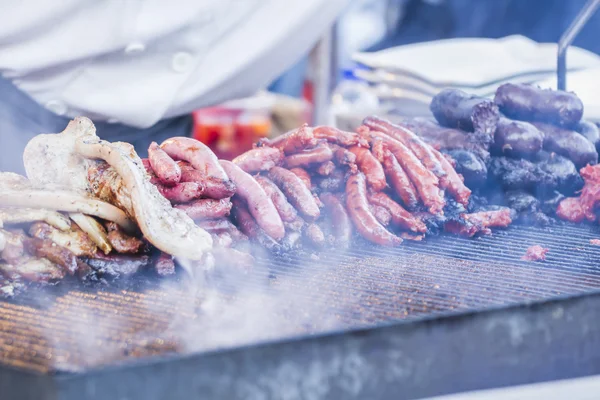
[3,224,600,374]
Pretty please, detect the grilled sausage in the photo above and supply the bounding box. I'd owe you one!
[220,160,284,240]
[175,198,232,220]
[160,137,230,181]
[313,125,369,147]
[430,88,500,135]
[230,197,279,249]
[368,192,427,233]
[432,149,471,206]
[315,168,346,192]
[255,175,298,222]
[177,161,236,199]
[268,167,320,221]
[258,124,317,155]
[320,193,352,244]
[148,142,181,185]
[371,131,444,214]
[348,146,387,191]
[533,122,598,168]
[304,223,326,248]
[493,118,544,157]
[232,147,283,173]
[157,182,206,204]
[363,116,445,177]
[289,167,312,190]
[345,173,402,246]
[494,83,584,128]
[370,205,392,226]
[284,143,333,168]
[380,149,419,209]
[443,149,487,188]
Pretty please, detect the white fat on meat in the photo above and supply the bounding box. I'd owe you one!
[23,117,97,192]
[74,136,212,260]
[0,208,71,231]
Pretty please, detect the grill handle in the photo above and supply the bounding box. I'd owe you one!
[557,0,600,91]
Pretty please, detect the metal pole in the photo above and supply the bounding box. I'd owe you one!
[310,29,333,126]
[557,0,600,91]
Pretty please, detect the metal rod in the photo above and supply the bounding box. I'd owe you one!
[310,30,333,126]
[557,0,600,91]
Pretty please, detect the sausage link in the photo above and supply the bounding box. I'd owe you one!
[368,192,427,233]
[380,149,419,209]
[177,161,236,199]
[175,198,232,220]
[157,182,205,204]
[432,150,471,206]
[284,143,333,168]
[255,175,298,222]
[304,223,326,248]
[258,124,317,155]
[313,126,369,147]
[345,173,402,246]
[289,167,312,190]
[160,137,230,182]
[370,205,392,227]
[220,160,284,240]
[320,193,352,244]
[371,131,444,214]
[268,167,320,221]
[348,146,387,191]
[148,142,181,185]
[363,116,445,178]
[232,147,283,173]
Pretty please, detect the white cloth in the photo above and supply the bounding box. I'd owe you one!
[0,0,348,128]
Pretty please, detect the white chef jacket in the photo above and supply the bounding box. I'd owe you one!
[0,0,348,128]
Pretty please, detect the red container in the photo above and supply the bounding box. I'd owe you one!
[192,106,271,160]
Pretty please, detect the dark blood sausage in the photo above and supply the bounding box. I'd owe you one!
[320,193,352,245]
[533,122,598,168]
[443,150,487,188]
[363,116,445,177]
[255,175,298,222]
[380,149,419,209]
[370,131,445,214]
[85,254,150,277]
[258,124,317,155]
[155,253,176,276]
[23,237,78,275]
[313,126,369,147]
[493,118,544,157]
[345,173,403,246]
[220,160,284,240]
[177,162,236,199]
[289,167,312,190]
[148,142,181,185]
[578,120,600,152]
[348,146,387,191]
[174,198,232,220]
[494,83,584,128]
[304,223,326,248]
[431,149,471,206]
[316,161,336,176]
[284,143,333,168]
[268,167,320,221]
[368,192,427,233]
[232,147,283,173]
[157,182,206,203]
[429,88,500,135]
[370,205,392,226]
[160,137,230,182]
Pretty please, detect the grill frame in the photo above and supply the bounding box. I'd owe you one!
[3,223,600,399]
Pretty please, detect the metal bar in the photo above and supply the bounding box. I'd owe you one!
[310,30,333,126]
[557,0,600,90]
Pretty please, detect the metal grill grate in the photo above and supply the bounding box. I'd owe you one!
[1,223,600,374]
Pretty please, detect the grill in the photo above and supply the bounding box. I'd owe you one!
[3,223,600,399]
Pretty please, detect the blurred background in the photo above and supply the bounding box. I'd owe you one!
[198,0,600,159]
